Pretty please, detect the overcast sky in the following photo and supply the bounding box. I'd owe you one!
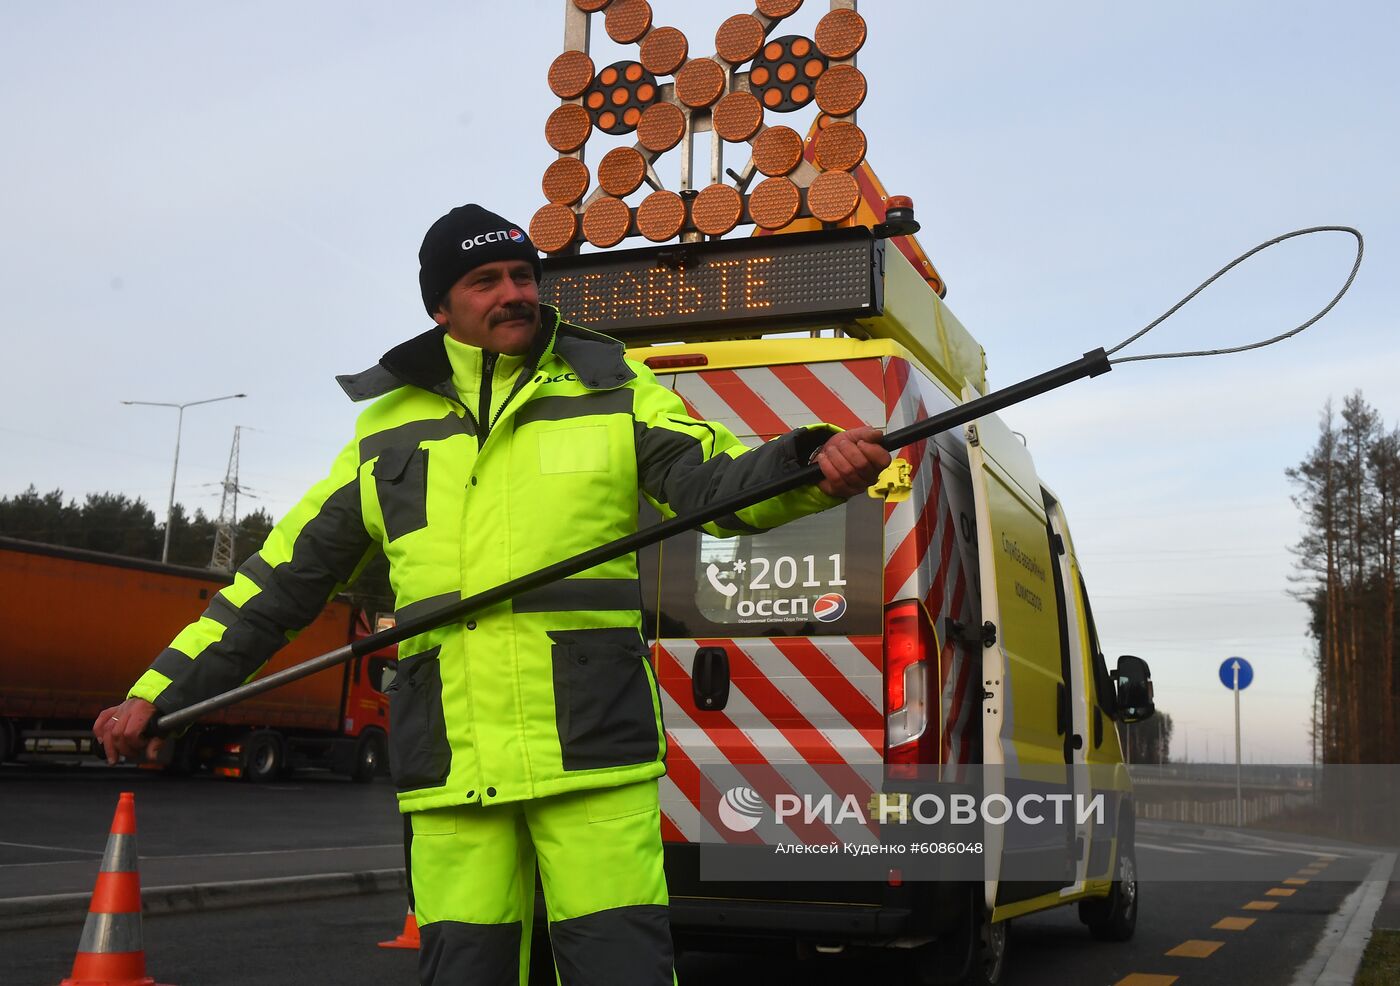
[3,2,1395,763]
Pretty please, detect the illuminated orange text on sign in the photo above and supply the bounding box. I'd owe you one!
[539,228,879,337]
[545,258,776,324]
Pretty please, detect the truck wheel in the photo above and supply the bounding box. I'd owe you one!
[163,734,201,776]
[352,733,386,783]
[1079,824,1138,941]
[240,731,284,783]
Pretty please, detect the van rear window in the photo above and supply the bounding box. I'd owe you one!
[657,494,884,638]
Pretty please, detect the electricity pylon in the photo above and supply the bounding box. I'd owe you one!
[210,426,243,572]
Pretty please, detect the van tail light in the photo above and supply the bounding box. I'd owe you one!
[884,600,936,771]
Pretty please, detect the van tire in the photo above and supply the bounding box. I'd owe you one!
[1079,820,1138,941]
[913,888,1008,986]
[962,908,1008,986]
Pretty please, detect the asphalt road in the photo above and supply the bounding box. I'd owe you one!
[2,760,1391,986]
[0,761,401,899]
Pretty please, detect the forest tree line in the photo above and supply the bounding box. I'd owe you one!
[1289,391,1400,764]
[0,486,393,612]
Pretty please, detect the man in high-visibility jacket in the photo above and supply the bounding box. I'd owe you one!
[95,204,890,985]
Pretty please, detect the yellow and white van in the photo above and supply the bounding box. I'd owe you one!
[540,209,1156,984]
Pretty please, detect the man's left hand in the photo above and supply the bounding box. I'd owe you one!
[813,427,892,499]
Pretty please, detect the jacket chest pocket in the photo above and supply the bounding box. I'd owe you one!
[536,423,610,474]
[385,646,452,791]
[549,628,660,771]
[374,444,429,542]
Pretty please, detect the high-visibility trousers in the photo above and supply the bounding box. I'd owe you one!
[410,777,674,985]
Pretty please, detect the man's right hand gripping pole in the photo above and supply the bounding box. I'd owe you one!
[92,698,164,765]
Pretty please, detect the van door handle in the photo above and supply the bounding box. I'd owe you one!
[692,646,731,712]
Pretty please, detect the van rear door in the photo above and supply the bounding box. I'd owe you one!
[964,402,1078,913]
[651,359,887,852]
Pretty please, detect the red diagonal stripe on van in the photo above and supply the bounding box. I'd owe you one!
[883,362,930,524]
[847,357,885,401]
[951,573,977,765]
[885,451,941,597]
[769,364,865,430]
[925,509,958,617]
[657,644,841,845]
[885,438,930,526]
[677,392,702,419]
[660,730,759,845]
[941,570,973,763]
[851,635,882,671]
[721,640,852,766]
[661,728,707,821]
[660,812,685,843]
[884,458,944,602]
[721,641,879,835]
[884,356,909,412]
[770,637,883,754]
[701,369,788,438]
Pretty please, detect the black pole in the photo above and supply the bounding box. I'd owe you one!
[153,348,1111,735]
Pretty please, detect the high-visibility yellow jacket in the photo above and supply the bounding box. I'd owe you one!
[130,307,840,812]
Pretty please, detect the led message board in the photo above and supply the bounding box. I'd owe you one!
[540,228,884,340]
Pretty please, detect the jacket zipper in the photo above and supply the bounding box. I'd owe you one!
[477,352,496,449]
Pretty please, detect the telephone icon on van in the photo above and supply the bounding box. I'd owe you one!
[705,564,738,598]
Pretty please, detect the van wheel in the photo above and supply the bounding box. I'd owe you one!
[240,731,284,783]
[913,891,1007,986]
[963,910,1008,986]
[1079,828,1138,941]
[352,733,386,783]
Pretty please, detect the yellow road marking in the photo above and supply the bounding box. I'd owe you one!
[1284,877,1309,885]
[1213,916,1256,931]
[1166,940,1225,958]
[1114,975,1179,986]
[1244,900,1279,911]
[1267,888,1297,897]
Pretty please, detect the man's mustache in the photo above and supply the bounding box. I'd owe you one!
[490,303,537,326]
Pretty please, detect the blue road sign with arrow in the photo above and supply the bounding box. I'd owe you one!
[1219,656,1253,691]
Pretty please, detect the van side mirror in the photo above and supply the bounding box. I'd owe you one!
[368,657,398,694]
[1113,655,1155,723]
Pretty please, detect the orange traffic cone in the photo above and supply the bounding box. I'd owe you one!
[377,909,420,949]
[60,791,174,986]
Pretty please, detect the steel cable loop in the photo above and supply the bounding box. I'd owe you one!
[1105,226,1364,365]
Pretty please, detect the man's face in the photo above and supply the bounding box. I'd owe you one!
[434,260,540,355]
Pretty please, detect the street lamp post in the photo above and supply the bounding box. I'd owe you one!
[123,393,246,563]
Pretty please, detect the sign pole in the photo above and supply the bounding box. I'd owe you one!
[1218,656,1253,828]
[1234,660,1242,827]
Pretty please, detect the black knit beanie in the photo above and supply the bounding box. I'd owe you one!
[418,204,543,316]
